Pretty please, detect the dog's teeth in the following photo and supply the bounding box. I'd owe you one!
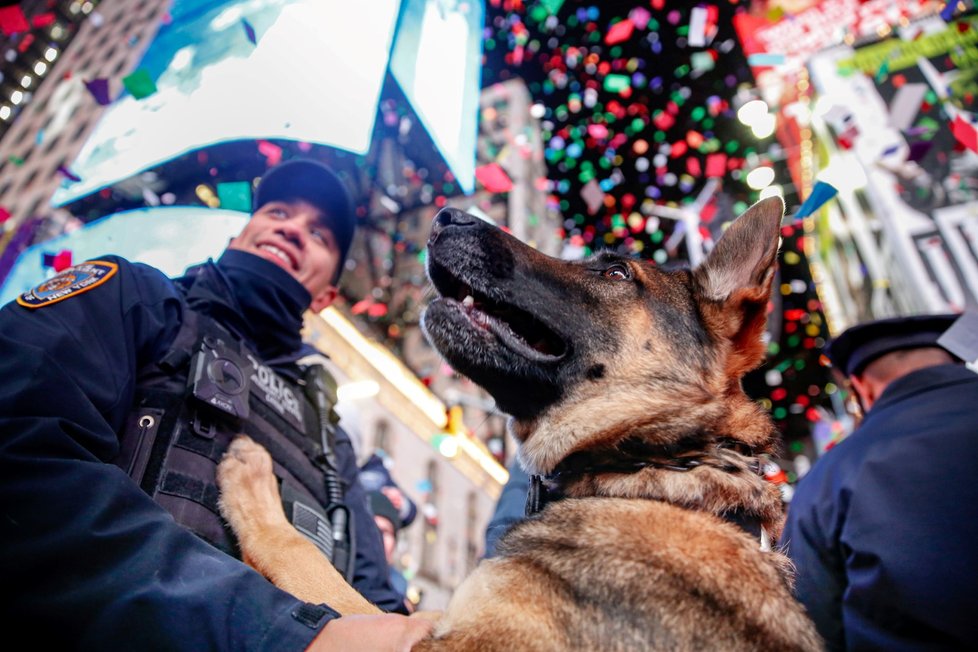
[462,295,475,308]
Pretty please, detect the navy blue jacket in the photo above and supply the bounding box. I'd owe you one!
[0,251,403,650]
[484,457,530,558]
[783,363,978,651]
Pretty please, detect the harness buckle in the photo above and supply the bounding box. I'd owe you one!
[192,412,217,439]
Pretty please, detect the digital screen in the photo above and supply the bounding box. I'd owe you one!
[0,206,248,305]
[52,0,402,207]
[389,0,483,194]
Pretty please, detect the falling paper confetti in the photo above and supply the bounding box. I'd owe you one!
[0,5,30,36]
[84,78,113,106]
[794,182,838,219]
[242,18,257,45]
[217,181,253,212]
[475,163,514,193]
[122,69,158,100]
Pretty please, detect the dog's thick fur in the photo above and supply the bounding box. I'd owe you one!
[217,197,823,650]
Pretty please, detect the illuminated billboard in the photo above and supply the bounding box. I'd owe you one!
[0,207,248,305]
[52,0,402,206]
[390,0,484,194]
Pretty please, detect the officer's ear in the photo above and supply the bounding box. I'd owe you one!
[310,285,339,313]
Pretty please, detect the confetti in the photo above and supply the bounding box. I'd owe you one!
[888,83,927,132]
[794,182,838,219]
[217,181,253,211]
[0,5,29,36]
[746,53,786,66]
[605,19,635,45]
[84,78,113,106]
[257,140,283,166]
[241,18,257,45]
[950,114,978,153]
[122,69,158,100]
[31,13,56,29]
[688,6,708,47]
[475,163,514,193]
[57,166,82,183]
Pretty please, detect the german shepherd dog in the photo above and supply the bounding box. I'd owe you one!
[217,196,823,650]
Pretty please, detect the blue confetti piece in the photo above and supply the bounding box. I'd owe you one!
[940,1,956,21]
[747,53,786,66]
[242,18,257,45]
[794,181,838,219]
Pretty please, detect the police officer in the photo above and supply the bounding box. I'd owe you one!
[782,313,978,651]
[0,159,433,650]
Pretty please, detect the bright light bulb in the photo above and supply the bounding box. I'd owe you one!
[10,90,23,105]
[751,113,777,139]
[34,61,47,75]
[44,48,58,62]
[746,166,776,190]
[759,184,784,200]
[737,99,768,126]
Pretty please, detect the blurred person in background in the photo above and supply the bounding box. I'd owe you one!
[783,313,978,651]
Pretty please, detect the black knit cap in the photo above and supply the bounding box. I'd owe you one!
[825,313,959,377]
[253,159,355,283]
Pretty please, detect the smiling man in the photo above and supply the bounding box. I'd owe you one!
[0,159,431,650]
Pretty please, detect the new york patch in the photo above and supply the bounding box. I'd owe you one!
[17,260,119,309]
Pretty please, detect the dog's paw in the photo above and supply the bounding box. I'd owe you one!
[217,435,285,528]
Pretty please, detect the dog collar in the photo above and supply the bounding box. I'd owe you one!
[525,476,770,549]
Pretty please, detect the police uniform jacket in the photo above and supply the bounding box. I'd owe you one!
[0,250,403,649]
[783,363,978,651]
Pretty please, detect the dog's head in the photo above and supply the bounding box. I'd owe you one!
[422,198,786,523]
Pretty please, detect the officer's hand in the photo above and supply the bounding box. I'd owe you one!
[306,613,435,652]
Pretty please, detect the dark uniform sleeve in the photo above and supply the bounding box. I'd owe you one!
[333,425,409,613]
[484,458,530,558]
[782,461,848,652]
[0,256,337,650]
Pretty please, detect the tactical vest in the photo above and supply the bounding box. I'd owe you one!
[114,306,355,581]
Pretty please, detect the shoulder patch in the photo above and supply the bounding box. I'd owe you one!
[16,260,119,309]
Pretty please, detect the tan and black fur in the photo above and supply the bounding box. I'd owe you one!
[217,196,823,650]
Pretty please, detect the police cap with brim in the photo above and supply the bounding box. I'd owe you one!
[253,159,355,269]
[825,313,959,377]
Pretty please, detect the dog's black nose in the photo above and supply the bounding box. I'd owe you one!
[430,207,481,241]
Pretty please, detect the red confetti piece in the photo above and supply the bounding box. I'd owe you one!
[31,13,56,29]
[257,140,282,166]
[605,18,634,45]
[0,5,30,36]
[951,114,978,153]
[653,111,675,131]
[705,153,727,178]
[53,250,73,272]
[475,163,514,193]
[17,33,34,53]
[0,206,11,224]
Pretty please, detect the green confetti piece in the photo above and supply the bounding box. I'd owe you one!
[122,69,158,100]
[216,181,252,212]
[539,0,564,15]
[603,74,630,93]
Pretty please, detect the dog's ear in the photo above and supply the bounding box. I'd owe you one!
[693,196,784,376]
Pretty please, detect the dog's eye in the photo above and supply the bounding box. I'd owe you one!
[603,264,630,280]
